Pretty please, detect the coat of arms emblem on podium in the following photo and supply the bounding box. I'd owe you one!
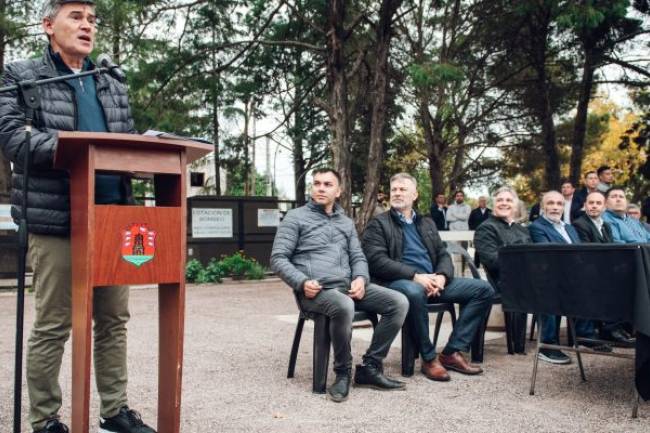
[121,224,156,267]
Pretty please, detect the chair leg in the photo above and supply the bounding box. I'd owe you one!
[312,315,330,394]
[401,324,416,377]
[287,316,305,378]
[504,311,514,355]
[568,318,586,382]
[471,306,491,363]
[368,313,378,328]
[513,312,527,354]
[530,314,543,395]
[432,310,446,349]
[450,306,457,326]
[566,317,575,347]
[632,388,640,419]
[529,314,537,341]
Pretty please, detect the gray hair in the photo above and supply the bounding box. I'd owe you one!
[389,172,417,187]
[627,203,641,211]
[491,186,519,205]
[41,1,63,19]
[41,1,95,20]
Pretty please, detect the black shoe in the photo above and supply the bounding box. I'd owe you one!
[579,340,613,353]
[34,419,69,433]
[354,363,406,391]
[537,349,571,365]
[327,371,351,403]
[600,329,635,348]
[99,406,156,433]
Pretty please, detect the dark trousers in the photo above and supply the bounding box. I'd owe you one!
[541,314,595,344]
[300,284,408,374]
[388,277,494,361]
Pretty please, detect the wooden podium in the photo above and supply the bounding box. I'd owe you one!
[53,132,212,433]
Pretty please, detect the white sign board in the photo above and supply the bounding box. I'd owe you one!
[191,208,233,238]
[0,204,18,231]
[257,209,280,227]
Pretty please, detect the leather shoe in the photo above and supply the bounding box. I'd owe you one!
[600,328,635,348]
[354,363,406,390]
[327,371,351,402]
[438,352,483,375]
[421,358,450,382]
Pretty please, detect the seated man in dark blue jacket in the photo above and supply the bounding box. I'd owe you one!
[362,173,494,382]
[271,168,408,403]
[530,191,610,365]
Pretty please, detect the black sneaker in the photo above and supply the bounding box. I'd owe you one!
[99,406,156,433]
[34,419,69,433]
[537,348,571,365]
[327,371,351,403]
[354,363,406,390]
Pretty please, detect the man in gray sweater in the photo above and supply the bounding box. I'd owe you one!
[271,168,408,402]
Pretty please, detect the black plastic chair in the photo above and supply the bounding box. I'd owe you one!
[286,291,378,394]
[400,302,457,376]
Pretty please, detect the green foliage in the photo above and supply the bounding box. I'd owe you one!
[185,259,204,282]
[184,252,266,283]
[408,62,464,90]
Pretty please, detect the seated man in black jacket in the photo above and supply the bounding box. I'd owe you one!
[362,173,494,382]
[573,191,634,346]
[474,186,531,285]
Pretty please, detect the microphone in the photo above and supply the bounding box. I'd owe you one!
[96,53,127,83]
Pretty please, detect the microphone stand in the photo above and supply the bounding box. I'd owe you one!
[0,66,111,433]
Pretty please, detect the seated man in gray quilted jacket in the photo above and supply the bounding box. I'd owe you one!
[0,2,153,433]
[271,168,409,402]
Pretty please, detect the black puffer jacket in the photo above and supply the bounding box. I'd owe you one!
[361,209,454,286]
[474,215,531,283]
[0,48,135,235]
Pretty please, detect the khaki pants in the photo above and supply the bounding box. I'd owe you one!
[27,234,130,429]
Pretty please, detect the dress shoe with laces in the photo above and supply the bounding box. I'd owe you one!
[327,371,351,402]
[354,363,406,390]
[438,352,483,375]
[421,358,450,381]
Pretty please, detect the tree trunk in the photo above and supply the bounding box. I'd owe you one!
[212,29,221,195]
[292,66,307,205]
[356,0,403,233]
[326,0,352,214]
[570,47,596,186]
[243,99,250,196]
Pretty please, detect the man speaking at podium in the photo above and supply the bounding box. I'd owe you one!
[0,2,155,432]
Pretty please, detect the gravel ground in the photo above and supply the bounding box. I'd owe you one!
[0,279,647,433]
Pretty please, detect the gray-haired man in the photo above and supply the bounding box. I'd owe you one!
[0,2,153,432]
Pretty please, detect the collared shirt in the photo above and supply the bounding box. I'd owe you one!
[602,209,650,243]
[543,215,573,243]
[563,196,573,224]
[396,209,434,274]
[589,216,604,236]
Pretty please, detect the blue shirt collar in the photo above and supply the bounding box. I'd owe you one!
[396,209,417,224]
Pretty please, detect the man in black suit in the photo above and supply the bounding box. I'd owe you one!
[573,191,613,243]
[560,179,584,223]
[468,196,491,267]
[572,191,634,346]
[430,193,448,231]
[468,196,491,230]
[574,171,599,207]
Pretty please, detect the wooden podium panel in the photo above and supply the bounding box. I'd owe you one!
[93,205,182,286]
[53,133,210,433]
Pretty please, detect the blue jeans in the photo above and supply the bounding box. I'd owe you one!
[540,314,595,344]
[388,277,494,361]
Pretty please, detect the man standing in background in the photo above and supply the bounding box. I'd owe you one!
[430,193,448,231]
[447,191,471,231]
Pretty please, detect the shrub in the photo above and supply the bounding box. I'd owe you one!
[185,259,203,283]
[185,252,266,283]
